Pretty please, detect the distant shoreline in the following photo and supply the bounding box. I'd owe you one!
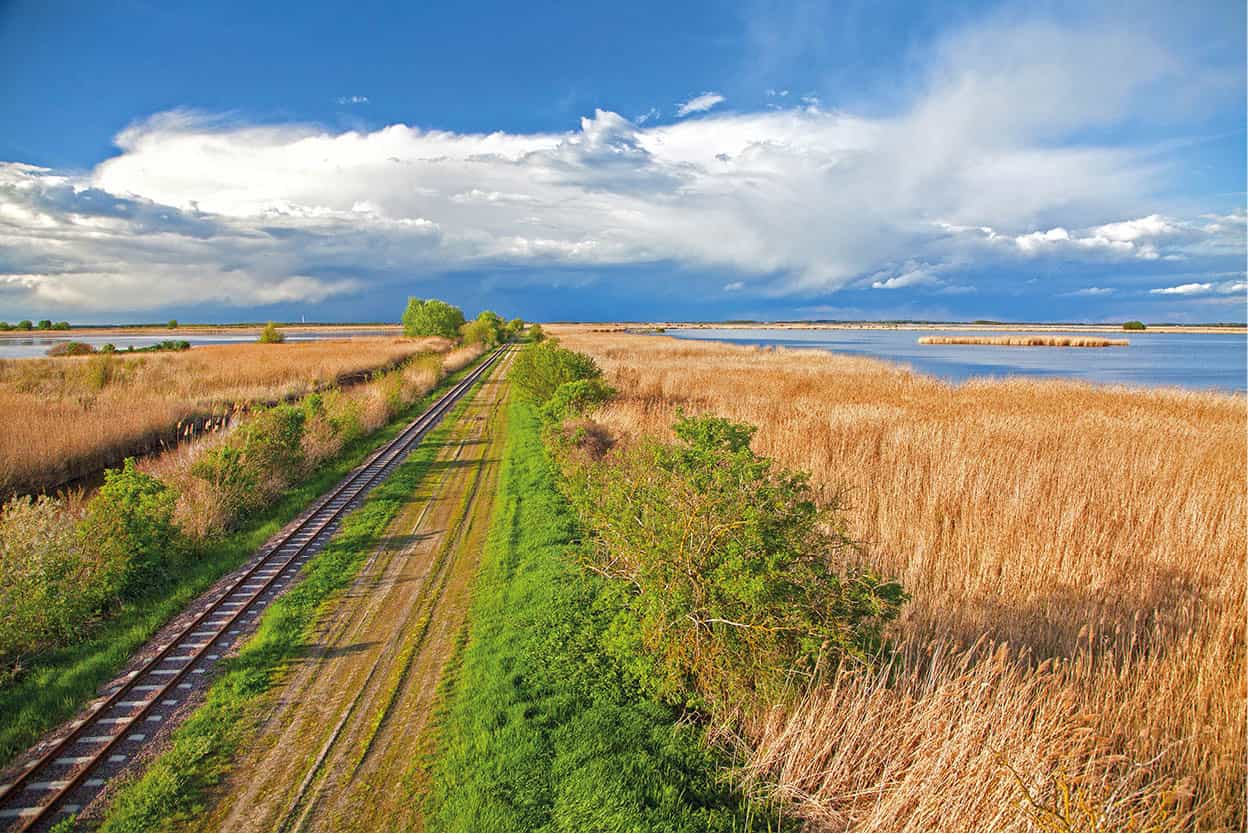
[0,323,403,340]
[641,322,1247,336]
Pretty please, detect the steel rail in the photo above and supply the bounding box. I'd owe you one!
[0,345,508,831]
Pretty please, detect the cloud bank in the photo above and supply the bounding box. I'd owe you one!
[0,17,1242,316]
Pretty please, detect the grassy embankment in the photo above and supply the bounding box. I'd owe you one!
[553,326,1246,831]
[0,350,487,772]
[917,335,1128,347]
[0,337,448,497]
[97,390,482,832]
[423,396,775,831]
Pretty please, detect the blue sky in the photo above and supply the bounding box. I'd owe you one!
[0,0,1244,323]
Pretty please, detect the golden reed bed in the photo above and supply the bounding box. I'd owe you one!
[0,337,448,496]
[550,325,1245,831]
[919,335,1128,347]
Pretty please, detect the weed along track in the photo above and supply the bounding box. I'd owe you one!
[0,346,509,833]
[200,347,514,832]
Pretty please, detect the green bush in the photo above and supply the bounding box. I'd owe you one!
[510,341,603,404]
[167,319,178,329]
[53,321,70,331]
[402,297,465,339]
[257,321,285,343]
[0,495,118,680]
[459,317,497,347]
[1122,320,1147,331]
[540,378,615,424]
[79,459,180,596]
[528,323,545,342]
[191,405,305,524]
[36,320,51,330]
[561,412,907,709]
[15,320,31,331]
[0,322,9,331]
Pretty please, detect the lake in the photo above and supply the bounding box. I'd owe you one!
[0,329,397,360]
[667,328,1247,392]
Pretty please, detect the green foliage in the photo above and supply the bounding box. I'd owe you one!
[192,405,305,524]
[505,317,524,340]
[459,317,497,347]
[36,320,52,330]
[257,321,285,343]
[540,378,615,424]
[402,297,466,339]
[1122,320,1147,331]
[80,459,181,595]
[527,322,545,342]
[85,354,118,389]
[509,341,603,404]
[15,320,31,331]
[167,319,178,329]
[560,412,907,709]
[0,496,118,681]
[425,398,771,832]
[53,321,70,330]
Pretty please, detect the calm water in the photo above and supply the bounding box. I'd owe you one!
[0,329,395,360]
[668,328,1248,392]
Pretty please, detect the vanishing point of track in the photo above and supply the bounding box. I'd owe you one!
[0,346,510,832]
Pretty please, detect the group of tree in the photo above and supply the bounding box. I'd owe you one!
[0,320,70,331]
[401,297,533,346]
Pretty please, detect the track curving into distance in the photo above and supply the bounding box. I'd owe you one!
[0,345,509,832]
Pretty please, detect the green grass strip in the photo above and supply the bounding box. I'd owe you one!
[423,397,780,832]
[98,389,480,832]
[0,355,489,770]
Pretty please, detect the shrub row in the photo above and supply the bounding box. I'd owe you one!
[0,349,460,680]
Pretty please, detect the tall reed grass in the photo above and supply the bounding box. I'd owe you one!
[550,326,1246,831]
[0,337,448,496]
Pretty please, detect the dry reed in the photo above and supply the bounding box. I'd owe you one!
[550,325,1246,831]
[0,337,448,496]
[918,335,1128,347]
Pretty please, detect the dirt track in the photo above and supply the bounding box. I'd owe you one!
[199,357,510,832]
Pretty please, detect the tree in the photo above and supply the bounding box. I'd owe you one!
[402,298,465,339]
[527,323,545,342]
[1122,320,1146,331]
[53,321,70,330]
[167,319,179,329]
[36,320,52,330]
[459,317,496,347]
[505,317,525,340]
[257,321,285,343]
[15,320,31,331]
[510,341,604,404]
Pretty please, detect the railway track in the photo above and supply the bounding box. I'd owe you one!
[0,345,510,832]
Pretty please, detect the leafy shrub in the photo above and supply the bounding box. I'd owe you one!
[0,494,117,679]
[541,378,615,424]
[257,321,285,343]
[167,319,178,329]
[560,413,907,710]
[36,320,52,330]
[15,320,31,331]
[402,297,465,339]
[459,317,497,347]
[510,341,604,404]
[190,405,305,525]
[528,323,545,342]
[0,322,9,331]
[1122,320,1147,331]
[79,459,180,596]
[53,321,70,330]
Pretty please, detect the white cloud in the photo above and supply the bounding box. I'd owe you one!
[723,280,745,292]
[336,95,369,105]
[0,16,1240,314]
[635,107,660,124]
[1150,280,1246,296]
[675,92,726,117]
[1065,286,1115,296]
